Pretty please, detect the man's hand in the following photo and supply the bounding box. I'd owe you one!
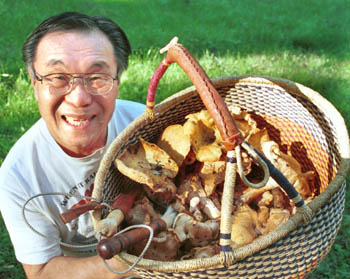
[22,255,139,279]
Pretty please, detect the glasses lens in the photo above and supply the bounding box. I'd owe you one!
[45,74,71,95]
[85,73,113,95]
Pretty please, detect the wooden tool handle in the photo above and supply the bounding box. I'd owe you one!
[97,219,167,259]
[166,44,244,150]
[61,189,139,225]
[96,189,141,237]
[60,201,104,224]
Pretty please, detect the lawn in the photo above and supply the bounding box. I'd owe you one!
[0,0,349,278]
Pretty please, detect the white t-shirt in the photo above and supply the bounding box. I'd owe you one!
[0,99,145,265]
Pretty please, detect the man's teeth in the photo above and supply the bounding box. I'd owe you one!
[65,116,89,127]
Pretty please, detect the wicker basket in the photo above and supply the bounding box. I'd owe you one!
[92,75,350,279]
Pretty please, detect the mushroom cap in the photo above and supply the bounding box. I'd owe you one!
[115,137,178,201]
[157,124,191,167]
[183,110,223,162]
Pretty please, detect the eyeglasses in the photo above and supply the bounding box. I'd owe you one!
[33,71,118,96]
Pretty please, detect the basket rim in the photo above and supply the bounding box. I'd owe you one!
[91,75,350,271]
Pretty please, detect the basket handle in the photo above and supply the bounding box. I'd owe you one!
[147,38,313,206]
[147,38,243,150]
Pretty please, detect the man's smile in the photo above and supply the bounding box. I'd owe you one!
[62,115,95,127]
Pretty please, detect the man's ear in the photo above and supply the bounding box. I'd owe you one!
[28,68,36,86]
[28,69,39,101]
[115,79,120,99]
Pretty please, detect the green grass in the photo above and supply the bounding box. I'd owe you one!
[1,0,349,278]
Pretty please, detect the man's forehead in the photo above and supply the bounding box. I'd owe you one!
[44,59,112,70]
[34,30,117,71]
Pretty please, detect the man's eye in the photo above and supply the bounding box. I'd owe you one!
[46,75,69,87]
[88,75,103,82]
[45,75,66,81]
[53,75,67,81]
[89,77,101,82]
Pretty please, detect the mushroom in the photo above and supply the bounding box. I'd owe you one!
[230,204,259,249]
[255,191,273,232]
[181,244,220,260]
[173,213,220,247]
[128,230,180,261]
[176,175,221,220]
[246,127,271,153]
[125,196,161,225]
[115,137,179,204]
[260,208,290,234]
[183,110,224,162]
[228,105,260,140]
[199,160,226,196]
[157,124,191,167]
[262,141,314,199]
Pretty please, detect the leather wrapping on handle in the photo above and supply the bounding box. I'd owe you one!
[166,44,244,150]
[146,57,171,112]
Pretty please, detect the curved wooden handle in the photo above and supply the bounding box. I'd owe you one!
[97,219,167,259]
[166,44,244,150]
[60,201,104,224]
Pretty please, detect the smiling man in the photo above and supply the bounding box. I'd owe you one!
[32,29,120,157]
[0,12,144,279]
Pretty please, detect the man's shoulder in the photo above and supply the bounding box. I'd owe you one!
[10,118,47,147]
[115,99,145,111]
[0,119,48,171]
[107,99,145,140]
[114,99,145,122]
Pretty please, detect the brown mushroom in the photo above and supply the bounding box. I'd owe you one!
[157,124,191,167]
[230,204,259,249]
[176,175,221,220]
[173,213,220,247]
[115,137,179,204]
[128,230,180,261]
[199,160,226,196]
[183,110,224,162]
[262,141,314,199]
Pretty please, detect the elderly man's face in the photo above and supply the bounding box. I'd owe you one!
[31,30,119,157]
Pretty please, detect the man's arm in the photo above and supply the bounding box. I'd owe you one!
[22,254,139,279]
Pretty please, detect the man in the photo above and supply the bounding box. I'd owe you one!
[0,12,145,278]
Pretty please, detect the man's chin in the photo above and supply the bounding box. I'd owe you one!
[53,124,107,157]
[58,138,102,157]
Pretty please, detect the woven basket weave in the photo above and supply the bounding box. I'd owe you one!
[92,75,350,279]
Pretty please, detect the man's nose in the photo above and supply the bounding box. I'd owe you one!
[64,77,92,107]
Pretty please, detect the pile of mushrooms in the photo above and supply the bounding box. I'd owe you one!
[112,106,316,261]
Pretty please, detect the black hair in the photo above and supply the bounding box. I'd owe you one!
[22,11,131,79]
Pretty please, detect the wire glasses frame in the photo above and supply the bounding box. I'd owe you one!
[32,70,118,96]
